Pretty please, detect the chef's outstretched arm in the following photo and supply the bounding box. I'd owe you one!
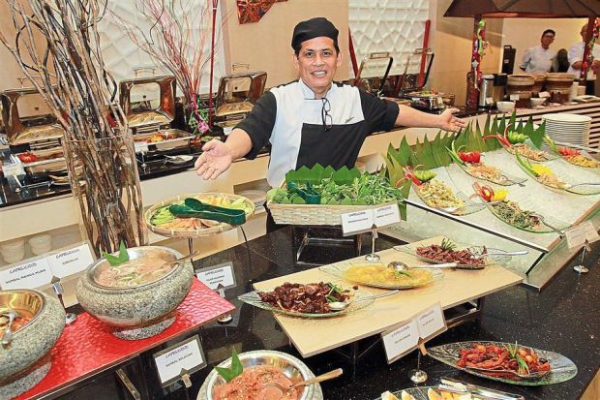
[194,128,253,180]
[396,105,466,133]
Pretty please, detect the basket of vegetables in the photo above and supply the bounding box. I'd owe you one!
[266,165,406,226]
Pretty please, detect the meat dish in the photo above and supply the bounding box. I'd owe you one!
[257,282,350,314]
[213,365,301,400]
[457,343,551,379]
[417,241,485,266]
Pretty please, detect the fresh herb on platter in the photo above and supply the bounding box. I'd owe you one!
[102,241,130,266]
[215,348,243,382]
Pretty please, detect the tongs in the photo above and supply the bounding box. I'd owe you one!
[169,198,247,225]
[439,378,524,400]
[287,182,321,204]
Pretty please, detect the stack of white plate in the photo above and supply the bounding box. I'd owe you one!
[542,113,591,146]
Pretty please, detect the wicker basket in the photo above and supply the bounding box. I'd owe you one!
[267,201,397,226]
[145,192,255,238]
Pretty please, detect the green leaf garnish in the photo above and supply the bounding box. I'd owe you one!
[102,241,130,266]
[215,348,243,382]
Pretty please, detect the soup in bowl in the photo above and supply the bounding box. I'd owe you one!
[76,246,194,340]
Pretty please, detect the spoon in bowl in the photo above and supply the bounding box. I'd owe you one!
[328,290,400,311]
[266,368,344,396]
[1,310,22,346]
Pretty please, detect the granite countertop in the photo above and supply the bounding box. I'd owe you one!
[55,227,599,400]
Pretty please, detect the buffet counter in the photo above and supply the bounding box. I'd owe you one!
[36,227,600,400]
[1,101,599,267]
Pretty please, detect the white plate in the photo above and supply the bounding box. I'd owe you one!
[542,113,592,123]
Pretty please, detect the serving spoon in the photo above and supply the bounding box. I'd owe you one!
[266,368,344,395]
[387,261,457,272]
[1,310,21,346]
[328,290,400,311]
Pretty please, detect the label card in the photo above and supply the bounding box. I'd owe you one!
[416,303,447,340]
[154,335,206,387]
[538,91,551,99]
[134,142,149,153]
[373,204,401,228]
[0,257,53,290]
[382,319,420,364]
[566,221,600,250]
[48,243,95,279]
[509,94,520,101]
[341,210,374,235]
[196,262,236,290]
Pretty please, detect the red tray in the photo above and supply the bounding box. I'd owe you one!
[15,279,235,399]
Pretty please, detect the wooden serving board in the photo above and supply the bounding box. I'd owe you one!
[252,236,523,357]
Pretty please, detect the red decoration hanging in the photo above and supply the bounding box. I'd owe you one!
[237,0,287,24]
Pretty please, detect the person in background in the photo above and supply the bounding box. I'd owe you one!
[520,29,557,74]
[556,48,570,73]
[568,23,600,95]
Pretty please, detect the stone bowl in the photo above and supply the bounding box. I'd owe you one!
[0,290,65,398]
[76,246,194,340]
[198,350,323,400]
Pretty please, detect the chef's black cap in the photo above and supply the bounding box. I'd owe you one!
[291,17,340,55]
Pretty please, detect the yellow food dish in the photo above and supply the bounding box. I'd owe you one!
[343,264,434,289]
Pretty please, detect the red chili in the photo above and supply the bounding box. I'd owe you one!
[459,151,481,163]
[405,173,422,186]
[18,153,38,163]
[557,147,581,157]
[483,134,511,148]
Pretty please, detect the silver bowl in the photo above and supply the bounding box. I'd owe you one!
[0,290,65,398]
[198,350,323,400]
[76,246,194,340]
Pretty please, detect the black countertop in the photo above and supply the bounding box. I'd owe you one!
[56,227,599,400]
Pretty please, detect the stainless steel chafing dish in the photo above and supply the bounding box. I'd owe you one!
[119,75,194,153]
[214,71,267,128]
[1,87,68,178]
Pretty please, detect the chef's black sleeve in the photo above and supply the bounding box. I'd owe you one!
[235,91,277,159]
[358,90,400,135]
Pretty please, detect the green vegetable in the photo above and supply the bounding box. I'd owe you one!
[507,131,528,144]
[102,241,130,266]
[413,169,436,183]
[214,348,243,382]
[151,206,176,226]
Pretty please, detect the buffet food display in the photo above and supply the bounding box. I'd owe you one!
[76,245,194,339]
[0,290,66,399]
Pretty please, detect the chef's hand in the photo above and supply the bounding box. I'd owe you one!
[438,108,466,133]
[194,140,233,180]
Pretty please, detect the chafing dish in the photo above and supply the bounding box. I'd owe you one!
[404,91,445,111]
[214,71,267,128]
[1,87,68,179]
[120,75,196,155]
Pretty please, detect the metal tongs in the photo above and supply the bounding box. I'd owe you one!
[439,377,524,400]
[169,198,247,225]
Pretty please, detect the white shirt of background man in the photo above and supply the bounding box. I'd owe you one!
[521,45,557,74]
[568,41,600,79]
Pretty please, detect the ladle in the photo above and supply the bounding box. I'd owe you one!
[328,290,400,311]
[1,310,21,346]
[267,368,344,395]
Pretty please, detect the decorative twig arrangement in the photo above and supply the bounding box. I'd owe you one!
[0,0,147,256]
[111,0,226,133]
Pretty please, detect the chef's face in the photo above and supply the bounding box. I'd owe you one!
[581,26,589,41]
[540,32,554,49]
[294,37,342,98]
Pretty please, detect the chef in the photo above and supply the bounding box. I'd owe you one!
[520,29,557,74]
[195,17,465,187]
[568,23,600,95]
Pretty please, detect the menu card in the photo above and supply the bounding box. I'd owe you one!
[341,203,401,235]
[382,302,447,364]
